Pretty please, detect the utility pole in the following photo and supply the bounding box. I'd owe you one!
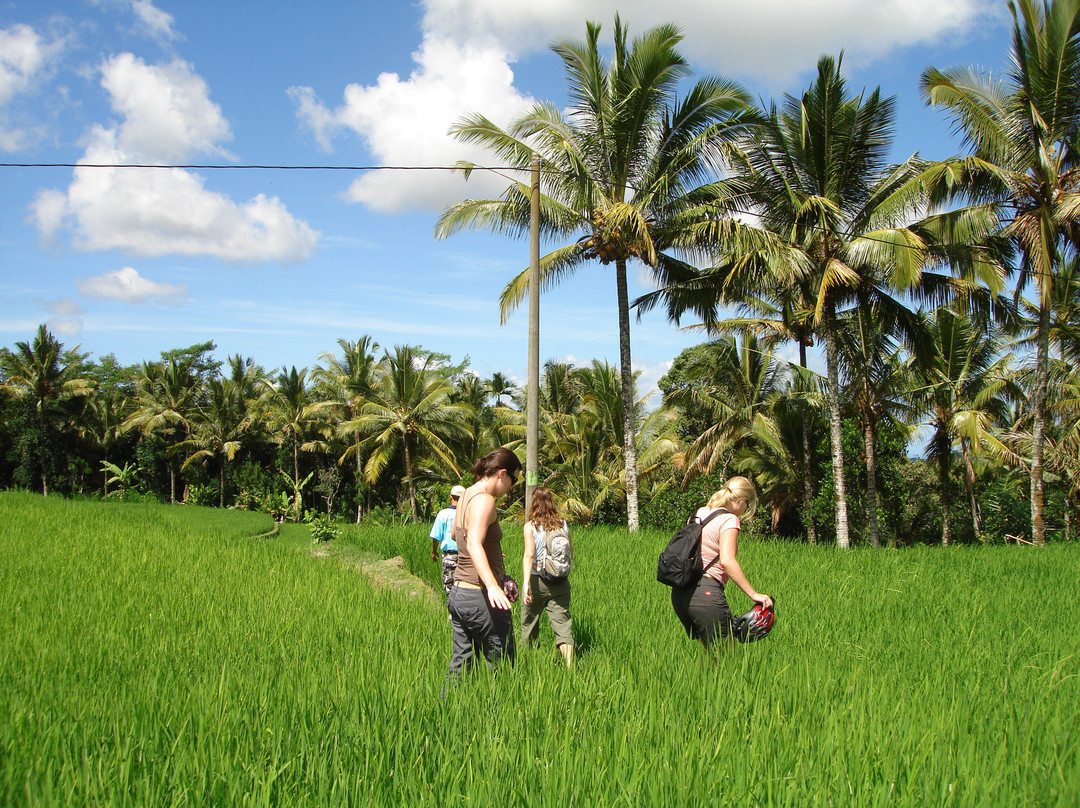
[525,154,540,517]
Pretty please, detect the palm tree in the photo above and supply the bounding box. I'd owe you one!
[921,0,1080,543]
[435,17,758,531]
[345,345,472,522]
[125,358,201,503]
[538,360,656,524]
[835,301,917,548]
[259,366,313,512]
[735,369,827,536]
[0,325,94,495]
[486,371,516,409]
[309,337,380,522]
[177,377,250,507]
[662,334,787,482]
[655,292,823,544]
[450,372,502,469]
[907,307,1019,544]
[82,389,132,496]
[645,56,999,547]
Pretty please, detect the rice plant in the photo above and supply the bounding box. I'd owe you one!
[1,492,1076,806]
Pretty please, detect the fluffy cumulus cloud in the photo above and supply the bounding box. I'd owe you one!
[290,37,534,213]
[33,53,318,262]
[419,0,1004,85]
[293,0,1001,214]
[0,22,65,151]
[78,267,187,305]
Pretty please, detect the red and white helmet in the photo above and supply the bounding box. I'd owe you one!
[734,601,775,643]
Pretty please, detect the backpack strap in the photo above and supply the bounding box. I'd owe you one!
[698,508,729,575]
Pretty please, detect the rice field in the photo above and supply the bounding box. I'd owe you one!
[1,490,1077,806]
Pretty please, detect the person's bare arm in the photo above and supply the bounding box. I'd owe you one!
[465,492,511,610]
[522,522,536,604]
[718,527,772,608]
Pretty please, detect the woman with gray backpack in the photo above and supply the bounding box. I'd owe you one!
[521,486,574,667]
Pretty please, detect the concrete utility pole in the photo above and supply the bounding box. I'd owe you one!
[525,154,540,517]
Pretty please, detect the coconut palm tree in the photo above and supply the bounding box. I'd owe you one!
[177,377,250,507]
[907,307,1020,544]
[921,0,1080,543]
[537,360,665,524]
[486,371,517,409]
[435,17,758,531]
[345,345,472,522]
[0,325,94,495]
[662,334,787,482]
[835,301,918,548]
[735,369,827,537]
[125,357,200,503]
[82,389,133,497]
[644,56,1002,547]
[309,337,380,521]
[259,366,313,511]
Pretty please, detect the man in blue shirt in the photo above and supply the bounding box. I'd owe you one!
[431,485,465,596]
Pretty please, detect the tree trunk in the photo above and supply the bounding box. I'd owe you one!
[355,437,363,524]
[615,259,640,533]
[864,413,880,549]
[961,438,980,540]
[937,430,951,547]
[823,322,850,548]
[1030,302,1050,545]
[38,410,48,497]
[799,342,817,545]
[219,462,225,508]
[404,440,418,523]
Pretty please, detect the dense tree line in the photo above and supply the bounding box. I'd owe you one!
[4,3,1080,545]
[0,317,1075,545]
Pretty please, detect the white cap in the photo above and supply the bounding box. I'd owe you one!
[450,485,466,498]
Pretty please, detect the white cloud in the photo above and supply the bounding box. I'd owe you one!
[293,0,1001,215]
[131,0,179,43]
[32,53,319,262]
[41,296,86,316]
[78,267,188,305]
[420,0,1004,85]
[48,317,83,336]
[0,23,66,151]
[290,37,535,213]
[100,53,231,163]
[635,357,673,407]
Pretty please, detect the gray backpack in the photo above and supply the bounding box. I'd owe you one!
[540,523,572,580]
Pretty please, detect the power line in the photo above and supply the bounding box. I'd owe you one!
[0,162,1067,282]
[0,162,528,172]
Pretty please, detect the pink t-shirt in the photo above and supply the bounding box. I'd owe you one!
[695,506,741,584]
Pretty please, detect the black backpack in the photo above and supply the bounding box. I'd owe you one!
[656,508,727,588]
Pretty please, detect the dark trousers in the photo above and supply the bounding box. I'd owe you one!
[671,576,733,646]
[445,585,515,687]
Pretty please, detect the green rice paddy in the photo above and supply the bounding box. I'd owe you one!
[1,491,1076,806]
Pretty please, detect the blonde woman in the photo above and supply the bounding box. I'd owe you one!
[521,487,574,667]
[445,448,522,685]
[671,476,772,649]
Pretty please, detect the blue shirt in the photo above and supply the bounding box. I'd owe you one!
[429,506,458,552]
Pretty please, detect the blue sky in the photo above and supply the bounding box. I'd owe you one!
[1,0,1013,399]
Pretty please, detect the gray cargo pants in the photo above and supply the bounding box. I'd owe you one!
[444,585,515,689]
